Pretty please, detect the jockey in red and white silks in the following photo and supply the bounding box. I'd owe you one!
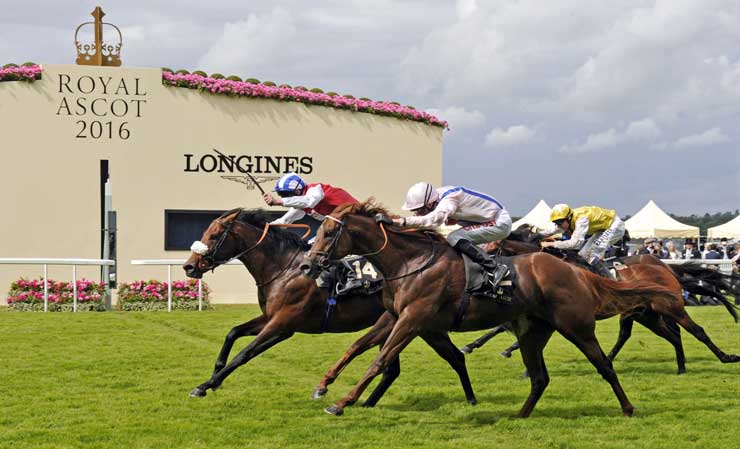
[264,172,359,224]
[393,182,512,287]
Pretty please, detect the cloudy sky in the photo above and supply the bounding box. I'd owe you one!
[3,0,739,215]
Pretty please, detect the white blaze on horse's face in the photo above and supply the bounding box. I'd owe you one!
[190,241,209,256]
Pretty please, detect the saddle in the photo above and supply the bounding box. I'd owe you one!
[316,256,384,297]
[461,254,515,303]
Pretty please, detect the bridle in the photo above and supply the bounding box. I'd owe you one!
[200,214,310,270]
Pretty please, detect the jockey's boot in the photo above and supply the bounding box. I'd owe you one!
[454,239,509,287]
[590,258,614,280]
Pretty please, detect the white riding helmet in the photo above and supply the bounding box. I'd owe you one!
[402,182,439,210]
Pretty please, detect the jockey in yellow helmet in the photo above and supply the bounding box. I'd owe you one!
[540,204,625,278]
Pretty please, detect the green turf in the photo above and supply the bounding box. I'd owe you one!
[2,305,740,449]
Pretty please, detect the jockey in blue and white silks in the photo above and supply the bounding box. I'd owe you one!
[393,182,512,287]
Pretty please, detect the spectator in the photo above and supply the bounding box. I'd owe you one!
[683,241,701,259]
[652,240,669,259]
[704,243,721,260]
[666,241,681,260]
[638,238,655,255]
[719,237,737,259]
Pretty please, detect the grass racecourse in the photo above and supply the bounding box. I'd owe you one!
[2,305,740,449]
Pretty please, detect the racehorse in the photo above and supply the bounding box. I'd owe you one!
[459,226,740,374]
[301,200,682,418]
[182,208,478,406]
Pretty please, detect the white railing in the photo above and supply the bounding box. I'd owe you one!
[130,259,241,312]
[662,258,736,275]
[0,258,114,312]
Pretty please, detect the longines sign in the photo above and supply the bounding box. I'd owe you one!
[184,149,315,189]
[55,73,146,140]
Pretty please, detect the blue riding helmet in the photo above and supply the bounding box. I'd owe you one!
[275,173,306,197]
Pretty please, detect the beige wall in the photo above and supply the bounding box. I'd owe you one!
[0,64,442,303]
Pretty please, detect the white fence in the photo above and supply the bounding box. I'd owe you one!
[0,258,114,312]
[130,259,241,312]
[662,258,736,275]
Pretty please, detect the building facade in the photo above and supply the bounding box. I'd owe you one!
[0,64,443,303]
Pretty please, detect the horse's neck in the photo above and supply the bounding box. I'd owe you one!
[239,241,301,285]
[358,230,438,279]
[503,240,539,255]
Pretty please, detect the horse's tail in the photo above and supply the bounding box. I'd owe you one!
[669,263,740,323]
[586,272,680,316]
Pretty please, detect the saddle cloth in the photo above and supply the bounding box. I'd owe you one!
[461,254,514,301]
[317,256,384,297]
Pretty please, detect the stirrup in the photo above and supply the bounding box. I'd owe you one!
[488,265,509,288]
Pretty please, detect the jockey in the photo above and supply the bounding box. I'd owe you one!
[392,182,512,287]
[263,173,359,225]
[539,204,625,278]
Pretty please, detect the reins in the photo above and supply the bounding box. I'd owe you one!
[206,215,311,266]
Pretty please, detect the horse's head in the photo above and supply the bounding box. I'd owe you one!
[300,202,365,279]
[183,208,271,278]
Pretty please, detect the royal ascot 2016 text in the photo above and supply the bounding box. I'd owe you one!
[55,74,147,140]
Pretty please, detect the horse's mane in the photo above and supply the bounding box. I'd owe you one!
[507,224,546,244]
[339,198,447,242]
[235,208,310,251]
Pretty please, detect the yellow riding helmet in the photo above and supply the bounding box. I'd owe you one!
[550,204,572,222]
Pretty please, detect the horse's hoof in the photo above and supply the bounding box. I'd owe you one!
[501,351,512,358]
[325,405,344,416]
[623,407,635,417]
[724,354,740,363]
[189,387,207,398]
[677,369,687,375]
[468,397,478,406]
[460,346,473,354]
[312,388,327,400]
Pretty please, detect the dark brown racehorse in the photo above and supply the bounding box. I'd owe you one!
[301,201,682,418]
[182,208,477,406]
[462,228,740,374]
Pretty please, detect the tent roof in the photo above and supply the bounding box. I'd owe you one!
[625,200,699,238]
[512,200,552,230]
[708,215,740,239]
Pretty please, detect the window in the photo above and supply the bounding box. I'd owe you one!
[163,209,317,250]
[164,210,224,251]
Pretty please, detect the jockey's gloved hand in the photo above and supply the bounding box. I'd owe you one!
[374,214,394,226]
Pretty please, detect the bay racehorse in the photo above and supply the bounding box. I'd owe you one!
[182,208,477,406]
[301,201,682,418]
[460,227,740,374]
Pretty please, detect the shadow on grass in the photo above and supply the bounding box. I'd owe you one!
[380,391,524,413]
[459,404,627,425]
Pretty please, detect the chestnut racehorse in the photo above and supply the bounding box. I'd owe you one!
[301,201,683,418]
[182,208,477,406]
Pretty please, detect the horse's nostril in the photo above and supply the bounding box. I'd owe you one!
[183,264,194,272]
[299,262,311,272]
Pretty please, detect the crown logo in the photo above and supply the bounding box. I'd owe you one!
[75,7,122,66]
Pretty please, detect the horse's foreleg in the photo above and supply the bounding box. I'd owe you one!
[420,332,478,405]
[607,315,634,361]
[512,317,553,418]
[361,356,400,408]
[325,312,419,416]
[190,320,294,398]
[213,314,269,375]
[460,324,510,354]
[313,312,395,400]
